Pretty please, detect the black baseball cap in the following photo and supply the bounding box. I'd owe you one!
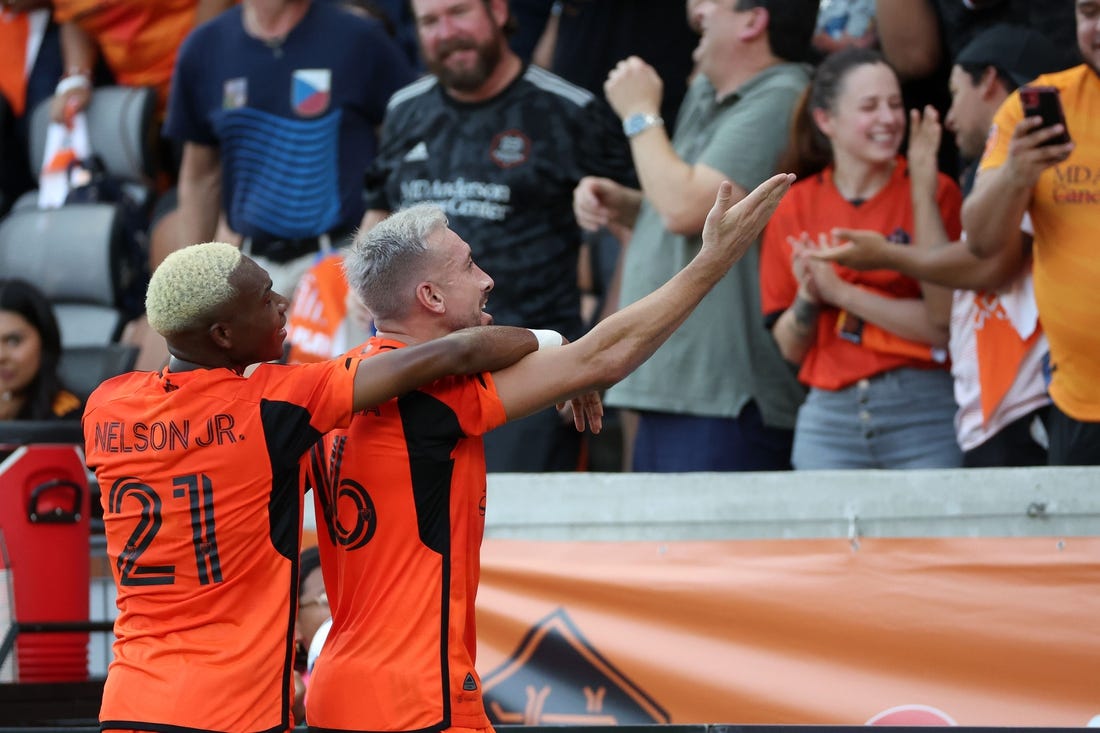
[954,24,1069,87]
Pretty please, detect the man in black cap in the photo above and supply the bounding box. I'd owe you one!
[812,23,1069,467]
[949,23,1072,189]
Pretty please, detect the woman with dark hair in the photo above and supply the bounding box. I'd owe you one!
[0,278,81,420]
[759,48,962,469]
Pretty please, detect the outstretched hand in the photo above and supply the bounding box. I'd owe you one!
[809,228,894,271]
[701,173,795,268]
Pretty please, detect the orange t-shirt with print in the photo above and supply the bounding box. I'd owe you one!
[760,157,961,390]
[979,64,1100,421]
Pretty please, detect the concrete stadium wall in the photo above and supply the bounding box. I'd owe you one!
[480,467,1100,541]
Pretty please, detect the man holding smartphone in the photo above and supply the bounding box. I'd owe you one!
[962,0,1100,465]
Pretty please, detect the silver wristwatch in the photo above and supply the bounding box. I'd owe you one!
[622,112,664,139]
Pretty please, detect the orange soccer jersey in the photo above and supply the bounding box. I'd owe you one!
[759,157,962,390]
[83,359,358,733]
[979,64,1100,421]
[304,337,508,733]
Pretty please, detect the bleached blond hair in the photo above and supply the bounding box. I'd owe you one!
[344,204,447,321]
[146,242,243,336]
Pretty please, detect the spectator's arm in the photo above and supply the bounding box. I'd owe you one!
[804,239,948,347]
[360,209,390,234]
[961,163,1029,260]
[874,0,943,80]
[604,56,736,236]
[50,21,97,122]
[176,142,222,250]
[629,129,735,236]
[906,107,955,332]
[830,284,949,347]
[822,229,1026,292]
[770,290,819,365]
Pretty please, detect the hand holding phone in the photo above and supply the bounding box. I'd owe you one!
[1019,85,1071,146]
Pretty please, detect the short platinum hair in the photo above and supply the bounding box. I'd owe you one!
[146,242,242,336]
[345,204,448,321]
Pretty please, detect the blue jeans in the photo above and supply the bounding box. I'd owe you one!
[632,401,794,472]
[792,367,961,470]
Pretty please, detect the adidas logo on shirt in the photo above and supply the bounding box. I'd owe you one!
[404,141,429,162]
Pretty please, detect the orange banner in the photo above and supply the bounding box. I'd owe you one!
[476,537,1100,728]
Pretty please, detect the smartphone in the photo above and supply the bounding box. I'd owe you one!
[1019,85,1071,146]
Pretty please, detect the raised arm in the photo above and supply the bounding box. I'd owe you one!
[351,326,537,411]
[963,116,1071,259]
[905,107,955,329]
[874,0,943,80]
[604,56,735,236]
[491,174,794,420]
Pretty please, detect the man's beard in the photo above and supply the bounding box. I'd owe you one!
[427,35,503,93]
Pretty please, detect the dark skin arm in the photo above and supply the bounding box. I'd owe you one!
[350,326,538,411]
[814,227,1027,292]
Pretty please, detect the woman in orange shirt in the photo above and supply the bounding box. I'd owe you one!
[760,48,962,469]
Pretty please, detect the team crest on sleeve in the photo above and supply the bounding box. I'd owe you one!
[223,77,247,110]
[292,69,332,117]
[490,130,531,169]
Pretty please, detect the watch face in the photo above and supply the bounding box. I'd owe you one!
[624,113,660,138]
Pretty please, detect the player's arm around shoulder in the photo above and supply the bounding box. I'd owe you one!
[351,326,537,411]
[490,334,610,426]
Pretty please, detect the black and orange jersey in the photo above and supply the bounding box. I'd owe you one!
[83,359,359,733]
[304,337,507,732]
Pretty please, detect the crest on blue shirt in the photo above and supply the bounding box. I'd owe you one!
[292,69,331,117]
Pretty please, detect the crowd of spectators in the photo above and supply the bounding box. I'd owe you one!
[1,0,1096,468]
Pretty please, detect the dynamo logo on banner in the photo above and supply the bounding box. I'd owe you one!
[482,608,668,726]
[867,704,957,726]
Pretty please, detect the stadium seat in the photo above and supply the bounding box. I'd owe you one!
[58,343,139,400]
[0,203,132,346]
[12,85,157,212]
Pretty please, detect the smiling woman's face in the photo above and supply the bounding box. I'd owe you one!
[815,62,906,167]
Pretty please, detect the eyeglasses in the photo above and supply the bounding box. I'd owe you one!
[300,591,328,609]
